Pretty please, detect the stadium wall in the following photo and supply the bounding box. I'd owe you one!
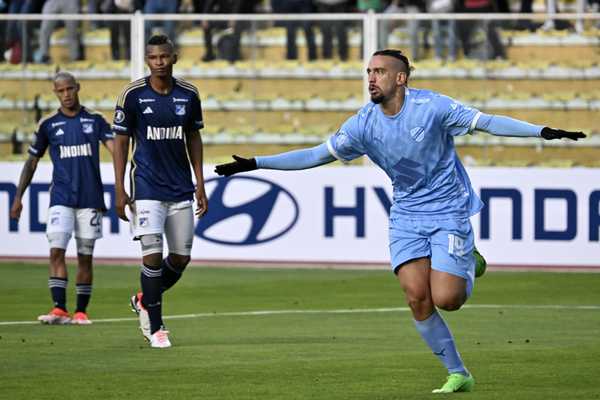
[1,162,599,269]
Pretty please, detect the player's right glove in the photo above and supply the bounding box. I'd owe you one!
[541,127,586,141]
[214,155,257,177]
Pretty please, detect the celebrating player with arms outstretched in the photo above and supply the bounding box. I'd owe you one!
[215,50,585,393]
[11,72,114,325]
[112,35,208,348]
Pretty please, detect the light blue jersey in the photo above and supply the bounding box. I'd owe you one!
[327,88,483,220]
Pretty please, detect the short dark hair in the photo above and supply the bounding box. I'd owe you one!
[372,49,412,77]
[147,34,174,48]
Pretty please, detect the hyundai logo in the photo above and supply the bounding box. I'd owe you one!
[197,176,300,245]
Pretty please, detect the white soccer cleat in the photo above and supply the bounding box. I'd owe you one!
[130,293,151,342]
[150,328,172,348]
[37,307,71,325]
[71,311,93,325]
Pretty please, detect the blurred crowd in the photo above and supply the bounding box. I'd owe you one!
[0,0,590,65]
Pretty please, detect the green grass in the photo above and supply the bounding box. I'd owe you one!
[1,262,599,400]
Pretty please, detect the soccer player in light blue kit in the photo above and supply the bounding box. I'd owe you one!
[10,72,114,325]
[112,35,208,348]
[215,50,585,393]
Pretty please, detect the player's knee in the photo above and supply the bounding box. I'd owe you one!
[140,234,163,257]
[47,232,70,251]
[76,238,95,256]
[404,289,433,317]
[168,254,190,270]
[49,247,66,264]
[433,293,465,312]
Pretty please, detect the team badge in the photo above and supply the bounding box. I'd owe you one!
[175,104,186,116]
[139,217,148,227]
[114,110,125,123]
[82,123,93,134]
[410,127,425,143]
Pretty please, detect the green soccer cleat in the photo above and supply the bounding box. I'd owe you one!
[474,248,487,278]
[432,373,475,393]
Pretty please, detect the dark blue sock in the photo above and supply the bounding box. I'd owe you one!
[75,283,92,313]
[48,277,68,311]
[161,257,185,293]
[140,264,163,334]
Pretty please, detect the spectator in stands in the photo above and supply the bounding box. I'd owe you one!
[4,0,40,64]
[379,0,402,49]
[314,0,349,61]
[11,128,23,155]
[100,0,136,60]
[200,0,258,63]
[35,0,82,64]
[143,0,179,45]
[456,0,506,60]
[427,0,457,62]
[402,0,429,61]
[271,0,317,62]
[0,0,9,62]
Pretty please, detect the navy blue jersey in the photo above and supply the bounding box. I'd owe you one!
[28,107,113,210]
[112,77,204,202]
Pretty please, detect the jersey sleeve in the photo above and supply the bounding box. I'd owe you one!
[436,95,481,137]
[326,114,366,162]
[187,91,204,131]
[28,121,49,158]
[98,115,115,143]
[113,87,135,136]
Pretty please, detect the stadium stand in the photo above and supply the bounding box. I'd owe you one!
[0,7,599,166]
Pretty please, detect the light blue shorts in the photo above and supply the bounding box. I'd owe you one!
[389,216,476,297]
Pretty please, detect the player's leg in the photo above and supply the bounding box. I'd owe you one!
[70,208,103,324]
[391,218,473,393]
[426,217,477,393]
[132,200,169,346]
[162,201,194,293]
[39,206,74,324]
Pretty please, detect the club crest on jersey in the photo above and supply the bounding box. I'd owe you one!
[410,127,425,142]
[82,123,93,134]
[114,110,125,123]
[139,217,148,227]
[175,104,186,116]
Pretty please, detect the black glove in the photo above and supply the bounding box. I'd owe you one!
[541,127,586,141]
[214,155,257,177]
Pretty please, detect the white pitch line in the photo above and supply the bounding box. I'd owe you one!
[1,304,599,326]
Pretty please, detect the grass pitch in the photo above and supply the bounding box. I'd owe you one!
[1,262,599,400]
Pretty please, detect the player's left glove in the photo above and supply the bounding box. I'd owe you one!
[541,127,586,141]
[214,155,257,177]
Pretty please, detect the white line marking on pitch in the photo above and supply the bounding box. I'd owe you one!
[1,304,598,326]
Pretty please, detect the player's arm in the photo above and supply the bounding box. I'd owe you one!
[10,155,40,220]
[214,143,336,177]
[186,130,208,218]
[112,134,131,221]
[475,113,586,140]
[104,139,114,155]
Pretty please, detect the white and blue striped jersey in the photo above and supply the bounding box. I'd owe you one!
[29,107,113,210]
[328,88,483,219]
[112,77,204,202]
